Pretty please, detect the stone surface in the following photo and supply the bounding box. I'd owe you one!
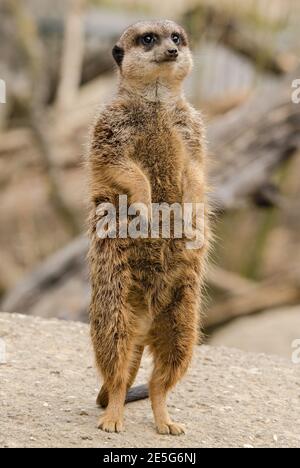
[209,306,300,359]
[0,312,300,448]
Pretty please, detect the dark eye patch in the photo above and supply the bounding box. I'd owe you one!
[173,32,188,47]
[171,33,181,45]
[137,32,158,47]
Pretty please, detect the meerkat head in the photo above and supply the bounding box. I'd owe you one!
[112,20,193,90]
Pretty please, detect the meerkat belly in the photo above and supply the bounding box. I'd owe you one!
[128,114,193,297]
[134,124,186,204]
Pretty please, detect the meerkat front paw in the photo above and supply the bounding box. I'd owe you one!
[98,415,124,433]
[130,192,152,223]
[156,422,185,436]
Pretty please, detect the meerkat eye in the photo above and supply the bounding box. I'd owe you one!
[141,33,155,46]
[171,33,181,45]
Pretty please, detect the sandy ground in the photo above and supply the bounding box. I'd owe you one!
[0,312,300,448]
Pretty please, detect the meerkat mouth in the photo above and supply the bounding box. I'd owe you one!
[153,58,178,64]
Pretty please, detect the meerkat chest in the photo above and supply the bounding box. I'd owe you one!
[132,109,190,202]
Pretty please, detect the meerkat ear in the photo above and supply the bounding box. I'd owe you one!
[112,45,125,67]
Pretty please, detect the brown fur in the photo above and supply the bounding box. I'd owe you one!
[87,20,211,435]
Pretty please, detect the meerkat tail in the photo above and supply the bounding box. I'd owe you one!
[97,384,149,408]
[125,384,149,403]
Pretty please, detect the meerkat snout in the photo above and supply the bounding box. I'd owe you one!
[165,48,178,60]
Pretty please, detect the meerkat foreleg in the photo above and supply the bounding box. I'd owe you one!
[182,160,206,247]
[91,160,152,222]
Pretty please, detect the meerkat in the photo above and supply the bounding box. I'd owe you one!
[87,20,210,435]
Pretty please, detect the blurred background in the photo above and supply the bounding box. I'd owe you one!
[0,0,300,359]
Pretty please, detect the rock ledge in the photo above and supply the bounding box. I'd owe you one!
[0,313,299,448]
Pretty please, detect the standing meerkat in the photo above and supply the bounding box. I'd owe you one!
[88,20,210,435]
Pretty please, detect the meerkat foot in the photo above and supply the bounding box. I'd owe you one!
[156,421,185,436]
[98,415,124,433]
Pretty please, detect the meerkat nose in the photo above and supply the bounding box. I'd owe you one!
[167,48,178,58]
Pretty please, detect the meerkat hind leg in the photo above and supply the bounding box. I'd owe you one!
[96,350,129,433]
[96,345,145,408]
[98,383,127,433]
[97,343,146,432]
[150,381,185,436]
[149,283,199,435]
[126,344,144,389]
[92,315,132,432]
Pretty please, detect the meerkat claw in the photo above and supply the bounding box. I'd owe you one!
[98,416,124,433]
